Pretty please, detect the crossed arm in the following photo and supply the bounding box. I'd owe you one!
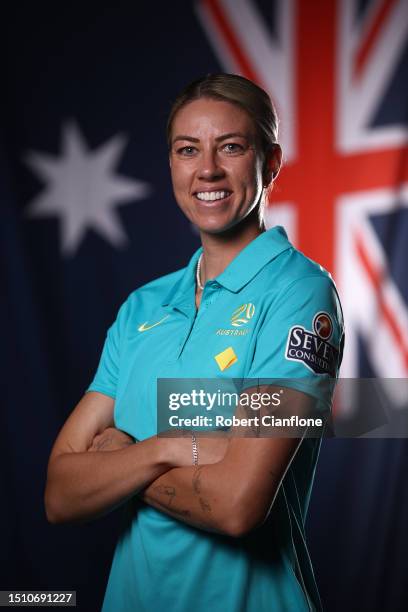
[138,434,303,536]
[45,389,306,536]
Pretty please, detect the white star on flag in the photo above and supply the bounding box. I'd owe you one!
[24,120,151,256]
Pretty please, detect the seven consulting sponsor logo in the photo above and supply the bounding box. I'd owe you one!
[285,311,338,376]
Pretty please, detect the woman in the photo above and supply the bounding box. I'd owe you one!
[45,74,344,611]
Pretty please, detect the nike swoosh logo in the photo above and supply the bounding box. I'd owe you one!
[138,315,170,332]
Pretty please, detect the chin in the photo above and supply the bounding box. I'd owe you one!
[197,226,228,235]
[198,211,262,237]
[187,212,227,232]
[195,218,241,236]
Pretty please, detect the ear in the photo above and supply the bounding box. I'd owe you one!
[263,144,282,186]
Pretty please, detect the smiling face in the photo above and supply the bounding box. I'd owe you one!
[169,98,278,236]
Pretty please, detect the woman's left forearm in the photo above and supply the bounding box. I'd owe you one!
[140,462,239,535]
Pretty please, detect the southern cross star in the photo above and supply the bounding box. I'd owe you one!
[24,120,152,256]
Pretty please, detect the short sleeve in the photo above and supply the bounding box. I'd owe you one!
[243,275,344,412]
[86,299,130,399]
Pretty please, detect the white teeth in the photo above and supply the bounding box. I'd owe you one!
[196,191,230,201]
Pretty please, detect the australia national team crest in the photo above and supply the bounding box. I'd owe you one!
[216,303,256,336]
[285,312,338,376]
[231,303,255,327]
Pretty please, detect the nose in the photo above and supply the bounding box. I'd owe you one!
[197,149,225,181]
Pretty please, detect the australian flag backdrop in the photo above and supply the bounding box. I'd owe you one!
[1,1,407,611]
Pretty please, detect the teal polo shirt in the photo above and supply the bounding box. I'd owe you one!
[87,226,344,612]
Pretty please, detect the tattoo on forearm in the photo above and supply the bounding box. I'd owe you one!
[153,485,176,506]
[192,467,212,515]
[199,497,212,513]
[152,467,214,525]
[152,485,191,518]
[192,466,204,495]
[170,507,192,518]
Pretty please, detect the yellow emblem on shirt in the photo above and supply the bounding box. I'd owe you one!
[138,315,170,332]
[214,347,238,371]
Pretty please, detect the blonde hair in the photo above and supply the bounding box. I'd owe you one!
[167,73,279,169]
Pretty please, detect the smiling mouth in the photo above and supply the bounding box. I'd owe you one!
[195,190,232,203]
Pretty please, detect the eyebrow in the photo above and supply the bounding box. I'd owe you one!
[172,132,251,145]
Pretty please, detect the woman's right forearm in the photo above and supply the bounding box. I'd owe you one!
[45,437,172,524]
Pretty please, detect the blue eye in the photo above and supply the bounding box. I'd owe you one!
[222,143,244,154]
[177,146,197,156]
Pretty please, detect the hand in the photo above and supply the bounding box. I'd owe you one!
[88,427,135,452]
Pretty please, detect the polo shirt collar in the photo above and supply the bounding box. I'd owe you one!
[216,225,292,292]
[162,226,291,308]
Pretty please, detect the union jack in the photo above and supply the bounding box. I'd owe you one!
[196,0,408,403]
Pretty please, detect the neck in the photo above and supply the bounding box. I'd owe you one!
[199,207,265,282]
